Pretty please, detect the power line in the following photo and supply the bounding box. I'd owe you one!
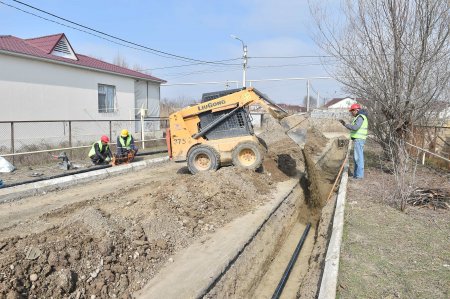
[138,58,242,71]
[8,0,236,65]
[140,59,337,73]
[249,61,338,69]
[157,66,243,79]
[162,76,337,86]
[0,1,175,59]
[249,55,335,59]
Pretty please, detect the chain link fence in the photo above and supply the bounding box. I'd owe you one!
[0,118,169,165]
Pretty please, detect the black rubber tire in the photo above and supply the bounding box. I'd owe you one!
[232,141,263,170]
[187,145,221,174]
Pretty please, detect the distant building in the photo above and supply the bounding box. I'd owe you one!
[324,97,359,109]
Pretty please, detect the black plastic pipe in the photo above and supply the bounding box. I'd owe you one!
[271,222,311,299]
[135,149,168,156]
[1,164,112,189]
[0,151,168,189]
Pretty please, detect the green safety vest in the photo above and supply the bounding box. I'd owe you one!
[119,135,132,149]
[350,114,368,140]
[89,141,109,157]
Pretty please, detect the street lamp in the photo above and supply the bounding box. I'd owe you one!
[231,34,247,88]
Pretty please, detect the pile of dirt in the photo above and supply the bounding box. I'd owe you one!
[304,127,328,156]
[310,118,349,134]
[0,114,342,298]
[259,116,306,177]
[0,164,287,298]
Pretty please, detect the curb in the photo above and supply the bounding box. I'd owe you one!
[318,141,351,299]
[0,156,169,203]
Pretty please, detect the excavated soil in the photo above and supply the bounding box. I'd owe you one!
[0,166,286,298]
[0,115,346,298]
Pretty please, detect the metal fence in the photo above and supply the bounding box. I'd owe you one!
[0,118,169,161]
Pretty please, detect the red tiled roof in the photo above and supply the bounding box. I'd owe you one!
[0,34,166,83]
[278,103,307,112]
[324,98,347,107]
[25,33,65,54]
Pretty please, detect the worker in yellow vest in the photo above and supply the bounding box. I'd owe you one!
[339,103,368,179]
[116,129,138,157]
[89,135,112,165]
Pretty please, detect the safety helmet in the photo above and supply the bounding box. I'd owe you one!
[349,103,361,111]
[121,129,129,137]
[101,135,110,143]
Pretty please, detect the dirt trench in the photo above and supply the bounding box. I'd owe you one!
[203,131,347,298]
[0,116,347,299]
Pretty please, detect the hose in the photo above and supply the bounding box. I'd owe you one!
[271,222,311,299]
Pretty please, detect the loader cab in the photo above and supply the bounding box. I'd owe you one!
[201,88,244,103]
[198,88,254,140]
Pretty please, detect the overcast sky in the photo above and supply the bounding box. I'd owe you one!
[0,0,345,105]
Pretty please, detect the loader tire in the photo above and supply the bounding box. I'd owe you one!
[232,141,263,170]
[187,145,220,174]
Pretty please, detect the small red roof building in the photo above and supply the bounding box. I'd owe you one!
[0,33,165,83]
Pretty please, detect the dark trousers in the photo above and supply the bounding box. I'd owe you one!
[90,155,106,165]
[117,145,138,157]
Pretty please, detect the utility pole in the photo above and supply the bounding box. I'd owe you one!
[231,35,247,88]
[306,80,310,112]
[317,91,320,109]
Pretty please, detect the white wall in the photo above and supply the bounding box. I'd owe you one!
[134,80,160,118]
[328,98,356,109]
[250,113,263,128]
[0,54,135,121]
[0,54,162,150]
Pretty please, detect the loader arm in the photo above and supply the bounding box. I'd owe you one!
[177,87,287,120]
[167,87,291,163]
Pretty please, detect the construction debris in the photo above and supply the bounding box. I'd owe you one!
[407,188,450,209]
[0,156,15,173]
[53,152,72,171]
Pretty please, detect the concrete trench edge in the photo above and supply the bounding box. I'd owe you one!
[318,141,352,299]
[0,156,169,203]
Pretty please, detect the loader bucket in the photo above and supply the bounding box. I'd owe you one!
[279,115,308,148]
[286,127,307,147]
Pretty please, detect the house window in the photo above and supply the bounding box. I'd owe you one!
[98,84,116,113]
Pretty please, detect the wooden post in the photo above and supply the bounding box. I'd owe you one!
[433,126,437,153]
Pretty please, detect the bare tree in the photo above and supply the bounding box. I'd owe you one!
[303,95,318,108]
[310,0,449,209]
[112,52,129,68]
[160,96,197,117]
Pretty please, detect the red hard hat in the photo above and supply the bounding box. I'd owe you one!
[349,103,361,111]
[101,135,110,143]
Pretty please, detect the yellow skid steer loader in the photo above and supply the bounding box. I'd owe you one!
[166,87,303,174]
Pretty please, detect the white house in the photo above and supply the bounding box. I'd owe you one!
[324,97,358,110]
[0,33,166,148]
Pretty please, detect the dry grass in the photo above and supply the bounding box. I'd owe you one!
[337,147,450,299]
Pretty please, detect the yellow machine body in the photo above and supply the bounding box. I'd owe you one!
[169,88,285,159]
